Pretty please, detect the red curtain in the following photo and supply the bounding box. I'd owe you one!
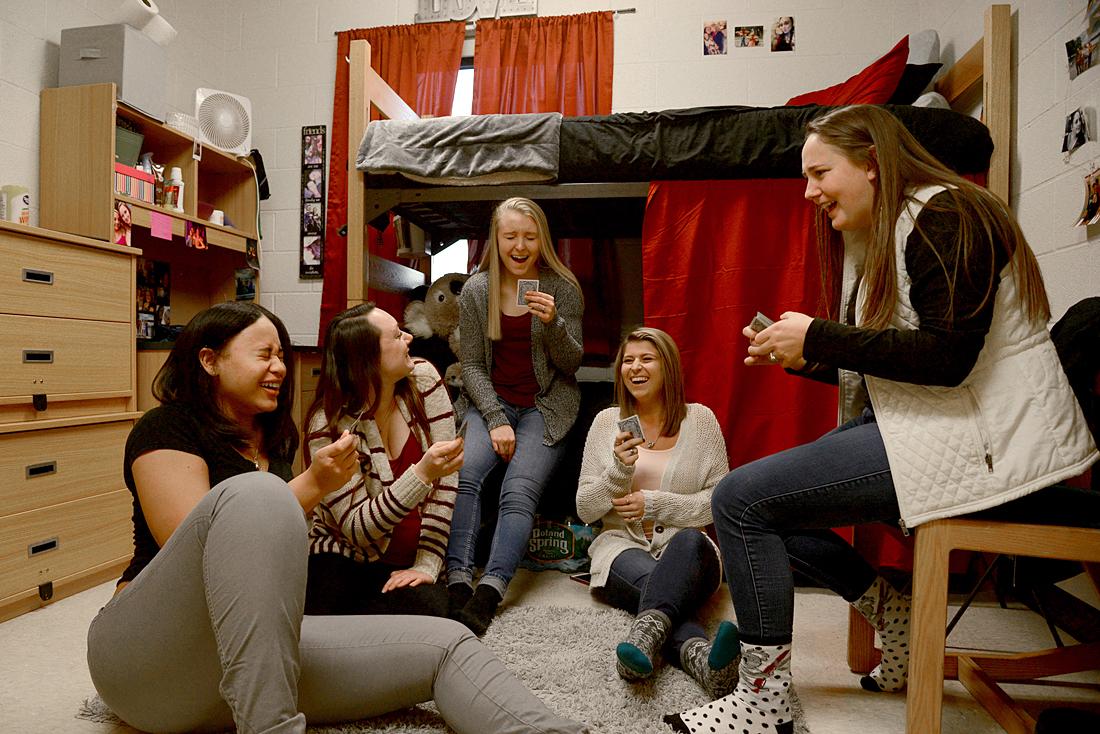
[643,179,839,468]
[473,12,613,116]
[319,22,465,341]
[472,11,617,360]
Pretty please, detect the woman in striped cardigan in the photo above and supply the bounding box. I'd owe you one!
[304,302,463,616]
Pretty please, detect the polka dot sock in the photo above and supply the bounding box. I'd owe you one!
[851,575,911,692]
[664,642,793,734]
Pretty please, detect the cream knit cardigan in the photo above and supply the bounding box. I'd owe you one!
[576,404,729,588]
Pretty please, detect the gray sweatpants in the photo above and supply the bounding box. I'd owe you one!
[87,473,587,734]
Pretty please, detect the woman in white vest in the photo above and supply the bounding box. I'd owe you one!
[666,105,1098,734]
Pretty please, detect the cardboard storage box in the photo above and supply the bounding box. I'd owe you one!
[59,24,166,121]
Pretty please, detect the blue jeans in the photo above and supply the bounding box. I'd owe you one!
[594,529,721,667]
[446,400,566,596]
[712,409,898,645]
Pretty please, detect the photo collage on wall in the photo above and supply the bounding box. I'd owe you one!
[300,125,326,279]
[136,258,171,341]
[703,17,793,55]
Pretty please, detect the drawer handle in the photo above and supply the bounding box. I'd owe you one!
[22,268,55,285]
[22,350,54,364]
[311,367,321,377]
[25,460,58,479]
[28,537,59,557]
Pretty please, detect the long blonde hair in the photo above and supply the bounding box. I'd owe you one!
[806,105,1050,328]
[613,327,687,439]
[478,197,582,340]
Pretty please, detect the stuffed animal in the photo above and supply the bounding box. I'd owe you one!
[404,272,469,389]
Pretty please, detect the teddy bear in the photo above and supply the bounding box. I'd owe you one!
[403,272,470,392]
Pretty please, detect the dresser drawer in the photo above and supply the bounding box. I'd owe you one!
[0,314,131,399]
[0,231,132,322]
[0,489,132,603]
[0,421,131,515]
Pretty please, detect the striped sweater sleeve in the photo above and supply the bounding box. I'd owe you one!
[410,361,457,580]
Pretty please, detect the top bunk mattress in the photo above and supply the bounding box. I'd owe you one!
[356,104,994,186]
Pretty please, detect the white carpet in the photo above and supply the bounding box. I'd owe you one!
[80,605,807,733]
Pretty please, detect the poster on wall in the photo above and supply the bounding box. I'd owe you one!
[300,125,326,279]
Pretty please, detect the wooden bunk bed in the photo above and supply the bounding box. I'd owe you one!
[343,5,1012,313]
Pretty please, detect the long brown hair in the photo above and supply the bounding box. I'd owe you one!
[478,197,583,340]
[613,327,687,439]
[806,105,1050,328]
[305,303,430,447]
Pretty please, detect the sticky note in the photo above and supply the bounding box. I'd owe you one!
[150,210,173,240]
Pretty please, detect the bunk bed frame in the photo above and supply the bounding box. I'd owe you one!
[343,4,1012,310]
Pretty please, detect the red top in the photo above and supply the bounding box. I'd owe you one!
[379,431,423,567]
[491,312,539,407]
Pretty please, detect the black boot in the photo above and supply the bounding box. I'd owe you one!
[455,584,503,636]
[447,582,473,617]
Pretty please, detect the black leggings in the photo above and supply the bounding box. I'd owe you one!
[305,552,448,617]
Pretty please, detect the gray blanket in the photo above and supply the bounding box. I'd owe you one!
[356,112,562,185]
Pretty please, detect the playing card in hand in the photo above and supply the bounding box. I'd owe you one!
[616,414,645,443]
[749,311,775,332]
[517,279,540,306]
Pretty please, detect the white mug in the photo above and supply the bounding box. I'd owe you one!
[209,209,225,226]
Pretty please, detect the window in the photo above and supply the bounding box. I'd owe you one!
[429,67,474,280]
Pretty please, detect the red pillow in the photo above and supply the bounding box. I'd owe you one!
[786,36,909,106]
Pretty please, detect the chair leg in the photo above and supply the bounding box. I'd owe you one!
[908,522,952,734]
[847,606,880,674]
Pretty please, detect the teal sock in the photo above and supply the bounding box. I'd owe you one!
[616,641,654,675]
[708,620,740,670]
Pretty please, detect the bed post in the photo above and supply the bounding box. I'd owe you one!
[347,39,370,307]
[983,4,1011,206]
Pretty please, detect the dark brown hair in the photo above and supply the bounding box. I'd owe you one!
[613,327,687,438]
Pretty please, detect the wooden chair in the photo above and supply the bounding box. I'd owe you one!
[905,518,1100,734]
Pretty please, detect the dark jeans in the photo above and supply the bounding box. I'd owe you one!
[713,406,1100,645]
[305,552,448,617]
[594,529,721,667]
[712,410,897,645]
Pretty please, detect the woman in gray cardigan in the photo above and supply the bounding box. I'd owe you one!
[576,327,738,698]
[446,197,584,635]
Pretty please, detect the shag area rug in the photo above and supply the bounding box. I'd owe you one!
[79,605,808,733]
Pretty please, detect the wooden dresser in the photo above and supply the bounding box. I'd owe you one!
[0,220,140,622]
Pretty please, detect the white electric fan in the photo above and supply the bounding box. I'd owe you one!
[194,88,253,157]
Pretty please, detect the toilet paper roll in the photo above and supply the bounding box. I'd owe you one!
[112,0,159,30]
[142,13,178,47]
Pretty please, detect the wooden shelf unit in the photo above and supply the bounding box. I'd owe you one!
[40,82,258,247]
[40,82,263,412]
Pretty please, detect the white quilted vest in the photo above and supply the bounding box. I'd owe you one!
[837,185,1098,530]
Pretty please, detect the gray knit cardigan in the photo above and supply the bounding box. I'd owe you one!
[455,268,583,445]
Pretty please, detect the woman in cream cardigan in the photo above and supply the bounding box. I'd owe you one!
[576,327,738,698]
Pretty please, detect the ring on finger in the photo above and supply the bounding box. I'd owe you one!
[768,352,779,363]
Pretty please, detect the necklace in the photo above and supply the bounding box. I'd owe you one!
[248,448,260,470]
[645,436,660,449]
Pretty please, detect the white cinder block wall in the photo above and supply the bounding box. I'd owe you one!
[923,0,1100,323]
[0,0,230,228]
[0,1,1094,344]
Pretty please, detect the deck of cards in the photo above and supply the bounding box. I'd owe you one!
[517,279,540,306]
[749,311,775,332]
[456,414,469,440]
[617,414,646,443]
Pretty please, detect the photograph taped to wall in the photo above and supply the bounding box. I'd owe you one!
[300,125,326,279]
[1066,31,1098,80]
[184,220,208,250]
[1063,108,1089,153]
[734,26,764,48]
[703,20,727,56]
[771,16,795,52]
[1073,169,1100,226]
